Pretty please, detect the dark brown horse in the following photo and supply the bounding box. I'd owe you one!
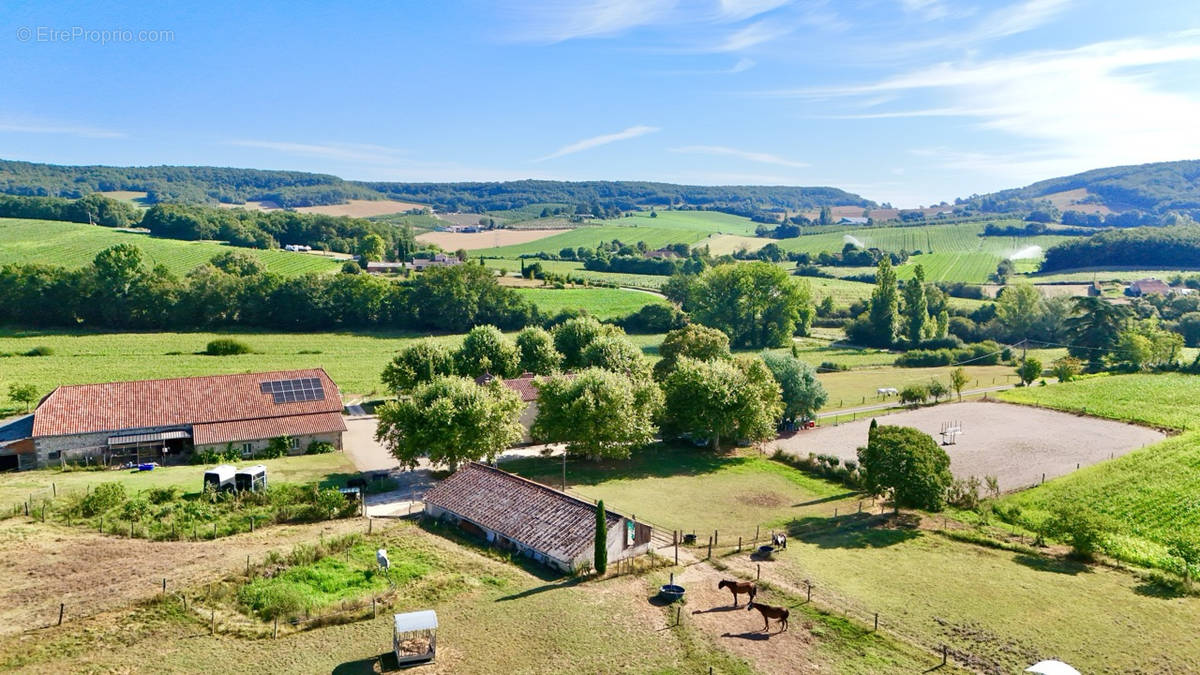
[747,601,789,632]
[718,579,757,606]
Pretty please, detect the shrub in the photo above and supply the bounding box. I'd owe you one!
[818,361,850,372]
[204,338,252,356]
[946,476,982,510]
[146,486,180,505]
[120,497,152,522]
[23,345,53,357]
[306,441,336,455]
[1046,504,1112,559]
[257,436,292,459]
[80,482,126,516]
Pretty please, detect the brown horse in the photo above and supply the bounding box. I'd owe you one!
[747,601,789,632]
[718,579,757,606]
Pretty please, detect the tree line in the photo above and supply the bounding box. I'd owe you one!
[0,158,377,206]
[375,320,828,469]
[1041,225,1200,272]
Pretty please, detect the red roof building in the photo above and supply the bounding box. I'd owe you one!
[27,369,346,468]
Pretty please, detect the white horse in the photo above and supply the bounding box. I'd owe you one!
[877,387,898,397]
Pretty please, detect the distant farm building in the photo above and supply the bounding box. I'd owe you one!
[1126,278,1173,297]
[412,253,463,271]
[8,369,345,469]
[423,462,652,572]
[283,244,313,252]
[838,216,869,225]
[365,261,410,274]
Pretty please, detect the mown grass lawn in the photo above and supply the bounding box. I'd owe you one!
[0,217,341,277]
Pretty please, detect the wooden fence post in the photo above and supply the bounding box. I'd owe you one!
[368,518,373,535]
[274,617,279,639]
[52,482,56,497]
[874,612,878,631]
[714,530,718,547]
[707,536,712,560]
[755,525,759,542]
[129,521,134,538]
[246,554,251,576]
[738,536,742,553]
[211,608,216,635]
[373,597,377,618]
[162,578,167,595]
[212,522,217,539]
[805,580,812,602]
[58,603,64,626]
[756,564,760,580]
[674,540,678,566]
[942,645,948,666]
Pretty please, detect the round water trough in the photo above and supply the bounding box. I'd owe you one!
[757,545,775,558]
[682,533,697,545]
[659,584,686,603]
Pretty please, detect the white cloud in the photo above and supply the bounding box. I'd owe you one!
[898,0,948,20]
[226,140,407,163]
[717,0,792,22]
[0,121,124,139]
[711,19,792,52]
[534,125,660,161]
[510,0,678,42]
[898,0,1072,52]
[671,144,809,168]
[729,56,756,72]
[776,31,1200,183]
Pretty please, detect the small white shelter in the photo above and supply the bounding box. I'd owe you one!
[393,610,437,665]
[1025,660,1081,675]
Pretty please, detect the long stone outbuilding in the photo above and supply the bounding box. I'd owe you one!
[3,368,346,470]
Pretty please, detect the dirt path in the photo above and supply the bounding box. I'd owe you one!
[676,562,822,674]
[0,516,370,635]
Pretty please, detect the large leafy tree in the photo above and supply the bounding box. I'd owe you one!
[410,263,533,332]
[653,324,732,380]
[994,282,1042,342]
[515,327,562,375]
[553,316,620,369]
[532,368,661,459]
[455,324,521,378]
[1064,297,1132,370]
[857,425,952,512]
[691,262,813,349]
[761,351,827,423]
[381,339,456,394]
[580,335,651,379]
[375,376,524,470]
[662,356,782,451]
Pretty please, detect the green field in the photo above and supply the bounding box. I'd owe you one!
[487,258,670,289]
[0,218,341,278]
[512,287,667,319]
[998,373,1200,569]
[473,210,759,258]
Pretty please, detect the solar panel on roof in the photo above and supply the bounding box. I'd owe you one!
[260,377,325,404]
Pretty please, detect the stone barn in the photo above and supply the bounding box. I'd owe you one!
[23,368,346,468]
[423,462,652,573]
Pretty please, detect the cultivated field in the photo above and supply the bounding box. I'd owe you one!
[293,199,425,217]
[416,228,564,251]
[778,401,1165,491]
[0,218,341,278]
[512,287,667,320]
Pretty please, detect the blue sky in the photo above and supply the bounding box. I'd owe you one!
[1,1,1199,206]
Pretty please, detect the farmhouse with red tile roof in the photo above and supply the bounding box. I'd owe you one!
[24,368,345,468]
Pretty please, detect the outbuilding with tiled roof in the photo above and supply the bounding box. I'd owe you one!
[423,462,652,572]
[25,369,346,468]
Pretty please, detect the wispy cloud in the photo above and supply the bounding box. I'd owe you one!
[226,140,407,163]
[770,31,1200,182]
[711,19,792,52]
[0,121,125,139]
[729,57,756,73]
[898,0,1072,52]
[534,125,660,161]
[509,0,677,42]
[897,0,950,21]
[716,0,793,22]
[671,144,808,168]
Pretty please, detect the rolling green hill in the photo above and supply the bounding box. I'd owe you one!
[961,159,1200,214]
[0,218,341,277]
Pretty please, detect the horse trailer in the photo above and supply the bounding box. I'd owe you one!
[203,464,236,492]
[235,465,268,493]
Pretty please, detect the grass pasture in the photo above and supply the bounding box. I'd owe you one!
[0,217,340,278]
[512,287,667,320]
[997,374,1200,569]
[486,258,671,289]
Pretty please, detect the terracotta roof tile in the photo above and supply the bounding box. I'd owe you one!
[193,411,347,445]
[32,369,342,438]
[423,462,620,563]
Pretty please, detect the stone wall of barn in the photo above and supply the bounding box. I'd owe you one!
[194,431,343,460]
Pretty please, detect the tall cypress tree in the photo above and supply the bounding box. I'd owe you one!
[867,258,899,347]
[594,500,608,575]
[902,264,929,345]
